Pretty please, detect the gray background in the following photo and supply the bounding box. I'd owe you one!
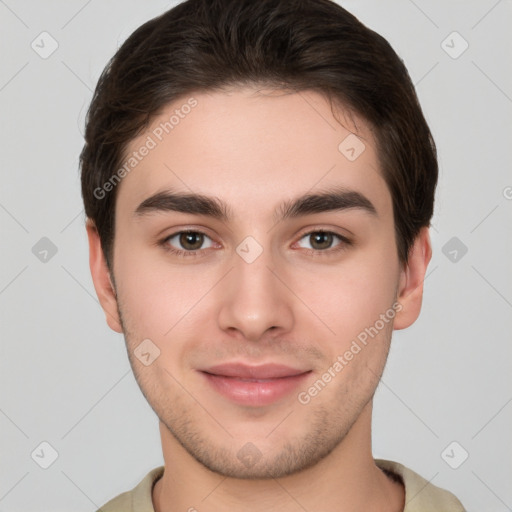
[1,0,511,510]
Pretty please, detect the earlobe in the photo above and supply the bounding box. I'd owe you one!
[86,220,123,333]
[393,227,432,331]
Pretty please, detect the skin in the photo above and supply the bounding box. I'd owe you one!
[87,87,432,512]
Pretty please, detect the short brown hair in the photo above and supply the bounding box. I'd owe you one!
[80,0,438,268]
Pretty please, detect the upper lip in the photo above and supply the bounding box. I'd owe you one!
[201,363,310,379]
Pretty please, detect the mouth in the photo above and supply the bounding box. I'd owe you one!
[198,363,312,407]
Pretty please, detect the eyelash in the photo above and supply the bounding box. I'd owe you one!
[160,229,352,259]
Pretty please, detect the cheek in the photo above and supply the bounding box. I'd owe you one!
[114,242,220,344]
[294,246,399,342]
[113,246,175,334]
[121,279,192,340]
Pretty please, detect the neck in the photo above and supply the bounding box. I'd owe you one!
[152,402,404,512]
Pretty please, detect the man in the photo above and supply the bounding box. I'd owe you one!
[81,0,466,510]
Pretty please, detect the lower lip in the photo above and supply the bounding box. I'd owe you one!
[200,371,311,407]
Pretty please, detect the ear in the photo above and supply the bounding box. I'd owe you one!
[393,226,432,330]
[86,220,123,333]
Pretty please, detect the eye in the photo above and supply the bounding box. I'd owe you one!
[162,230,214,256]
[295,229,351,254]
[160,228,351,259]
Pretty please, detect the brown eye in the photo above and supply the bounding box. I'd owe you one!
[309,231,334,250]
[179,232,204,250]
[163,230,214,255]
[295,230,351,255]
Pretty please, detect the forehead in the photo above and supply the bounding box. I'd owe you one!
[115,87,391,222]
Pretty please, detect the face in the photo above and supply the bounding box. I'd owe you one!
[90,87,429,479]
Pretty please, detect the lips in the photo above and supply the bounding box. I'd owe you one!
[202,363,309,380]
[199,363,311,406]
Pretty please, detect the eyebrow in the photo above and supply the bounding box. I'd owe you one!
[134,185,378,223]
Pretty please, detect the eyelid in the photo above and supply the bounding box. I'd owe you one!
[161,228,216,252]
[292,228,352,255]
[296,226,352,243]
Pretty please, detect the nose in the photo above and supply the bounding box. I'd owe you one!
[217,244,295,343]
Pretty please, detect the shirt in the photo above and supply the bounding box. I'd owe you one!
[96,458,466,511]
